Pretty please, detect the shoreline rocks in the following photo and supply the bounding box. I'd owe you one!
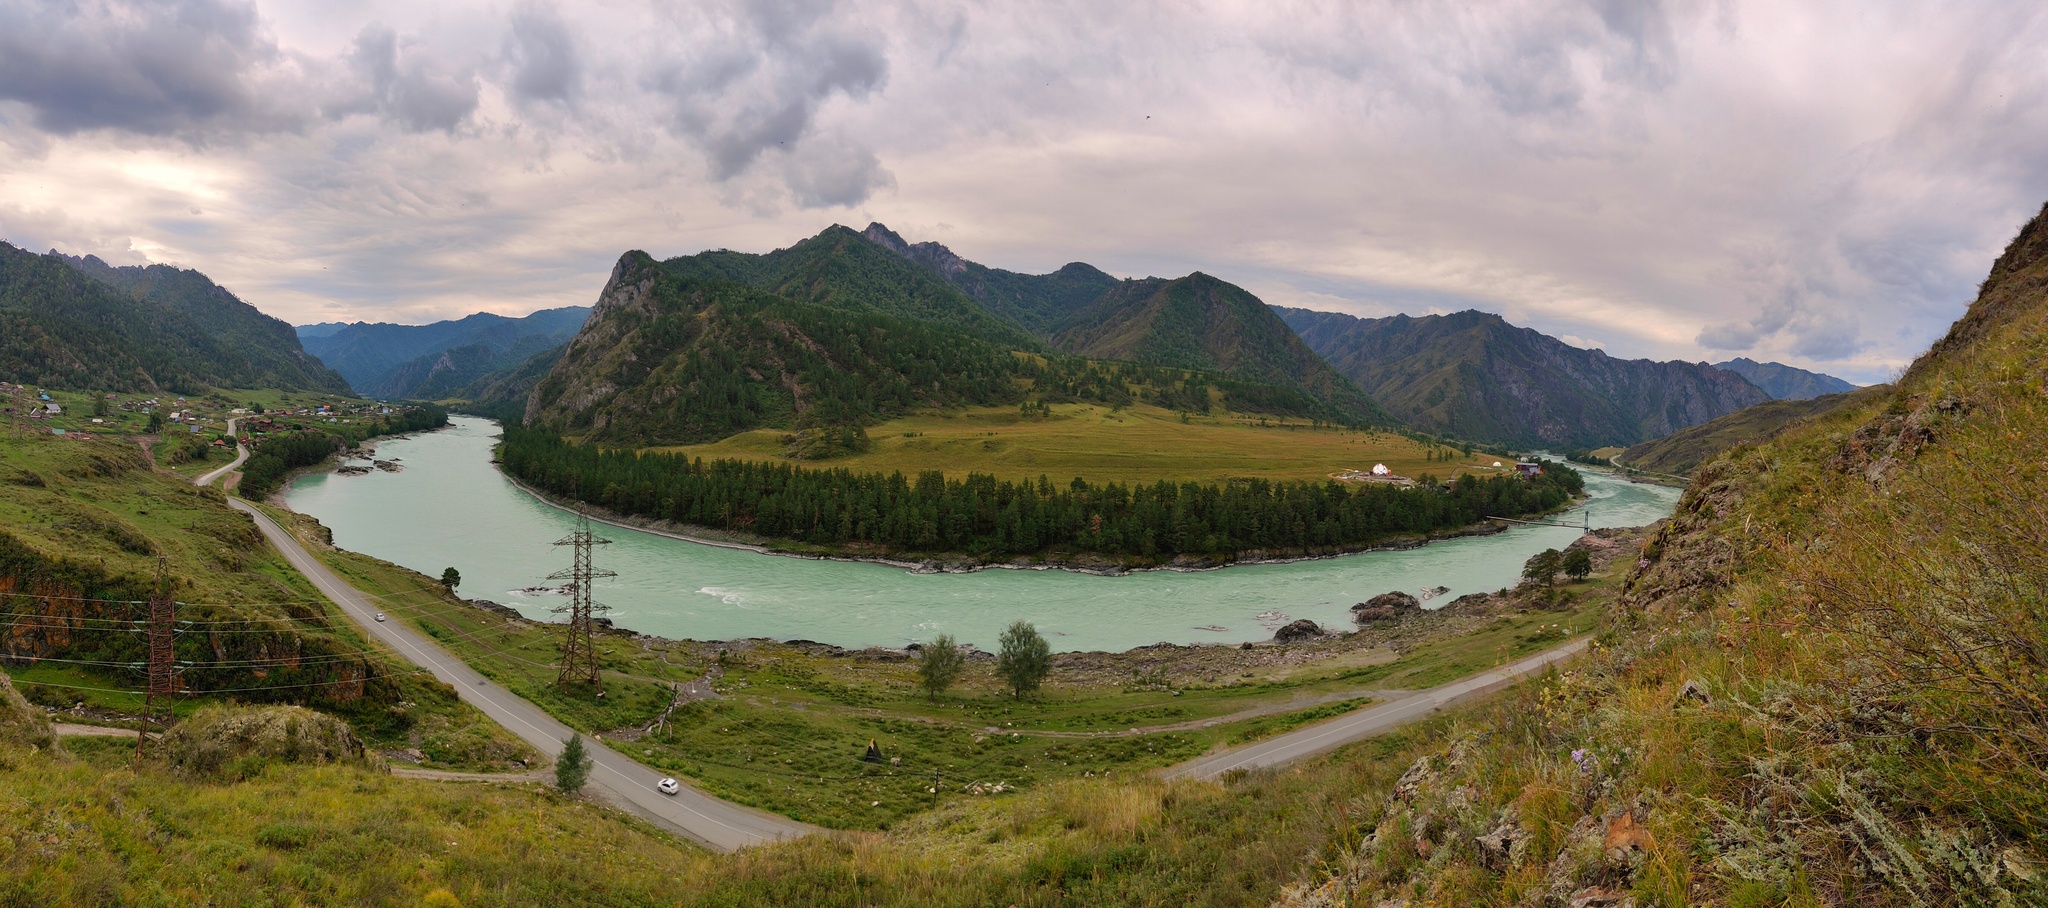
[1352,590,1421,623]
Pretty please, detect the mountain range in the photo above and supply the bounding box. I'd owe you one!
[0,243,347,394]
[296,308,589,399]
[1711,357,1858,400]
[523,224,1393,443]
[1276,307,1772,448]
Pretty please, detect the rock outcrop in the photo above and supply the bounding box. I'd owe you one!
[1351,591,1420,623]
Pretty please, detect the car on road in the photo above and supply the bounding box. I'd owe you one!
[658,778,680,796]
[374,612,386,622]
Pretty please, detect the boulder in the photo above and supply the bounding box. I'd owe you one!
[161,704,367,778]
[1352,591,1421,623]
[1273,619,1324,643]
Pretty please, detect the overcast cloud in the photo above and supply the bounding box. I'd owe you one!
[2,0,2045,382]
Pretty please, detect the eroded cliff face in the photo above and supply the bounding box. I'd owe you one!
[522,251,658,431]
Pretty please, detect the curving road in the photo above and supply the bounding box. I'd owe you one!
[223,497,811,852]
[1163,637,1590,781]
[192,417,248,487]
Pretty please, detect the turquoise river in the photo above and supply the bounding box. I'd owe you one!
[285,417,1681,653]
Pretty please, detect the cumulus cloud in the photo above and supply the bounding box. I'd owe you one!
[645,0,891,202]
[333,25,481,133]
[505,2,581,107]
[0,0,305,135]
[1,0,2045,386]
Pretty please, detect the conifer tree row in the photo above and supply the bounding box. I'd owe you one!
[499,426,1582,562]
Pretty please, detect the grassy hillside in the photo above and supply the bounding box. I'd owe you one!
[1279,306,1769,448]
[1054,274,1389,425]
[1618,384,1888,476]
[0,717,706,907]
[658,401,1494,485]
[0,243,348,394]
[1269,202,2048,905]
[0,418,525,771]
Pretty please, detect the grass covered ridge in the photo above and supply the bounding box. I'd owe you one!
[1273,203,2048,906]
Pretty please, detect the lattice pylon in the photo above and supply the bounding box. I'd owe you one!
[138,557,177,754]
[549,514,615,689]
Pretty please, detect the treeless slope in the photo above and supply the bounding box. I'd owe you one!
[1618,384,1889,476]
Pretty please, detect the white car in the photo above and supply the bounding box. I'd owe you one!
[657,778,680,796]
[374,612,386,622]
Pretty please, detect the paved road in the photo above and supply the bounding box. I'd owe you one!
[192,417,248,487]
[1164,638,1591,781]
[227,497,811,852]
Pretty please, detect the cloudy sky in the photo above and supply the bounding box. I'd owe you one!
[3,1,2045,383]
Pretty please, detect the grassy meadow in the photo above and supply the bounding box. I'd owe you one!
[651,402,1503,485]
[266,501,1618,830]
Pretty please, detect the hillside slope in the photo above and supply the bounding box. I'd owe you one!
[659,225,1035,348]
[1279,202,2048,906]
[0,243,348,393]
[1713,356,1858,399]
[860,222,1120,336]
[1279,306,1768,447]
[523,252,1026,445]
[298,307,589,397]
[1619,384,1888,476]
[1056,275,1389,425]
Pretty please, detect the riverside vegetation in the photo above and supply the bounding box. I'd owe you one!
[499,425,1582,566]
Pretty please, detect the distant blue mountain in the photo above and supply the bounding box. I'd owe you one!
[1712,358,1858,400]
[297,307,590,398]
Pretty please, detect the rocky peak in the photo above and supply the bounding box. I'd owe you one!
[862,222,970,277]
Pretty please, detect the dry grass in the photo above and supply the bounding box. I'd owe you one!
[651,401,1500,485]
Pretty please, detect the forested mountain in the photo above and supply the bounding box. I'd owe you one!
[0,242,348,393]
[1277,307,1769,448]
[446,342,570,425]
[1053,274,1388,424]
[1711,356,1858,400]
[1618,384,1888,476]
[297,307,589,397]
[658,226,1035,348]
[523,252,1030,445]
[858,224,1386,424]
[859,223,1119,335]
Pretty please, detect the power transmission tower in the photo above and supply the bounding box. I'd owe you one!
[549,514,615,689]
[138,557,179,754]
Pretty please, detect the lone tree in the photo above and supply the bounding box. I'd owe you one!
[1523,548,1563,589]
[996,621,1052,699]
[440,567,461,593]
[916,634,965,701]
[555,734,592,794]
[1561,547,1594,582]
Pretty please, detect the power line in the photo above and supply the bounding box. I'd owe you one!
[550,512,614,689]
[10,668,434,696]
